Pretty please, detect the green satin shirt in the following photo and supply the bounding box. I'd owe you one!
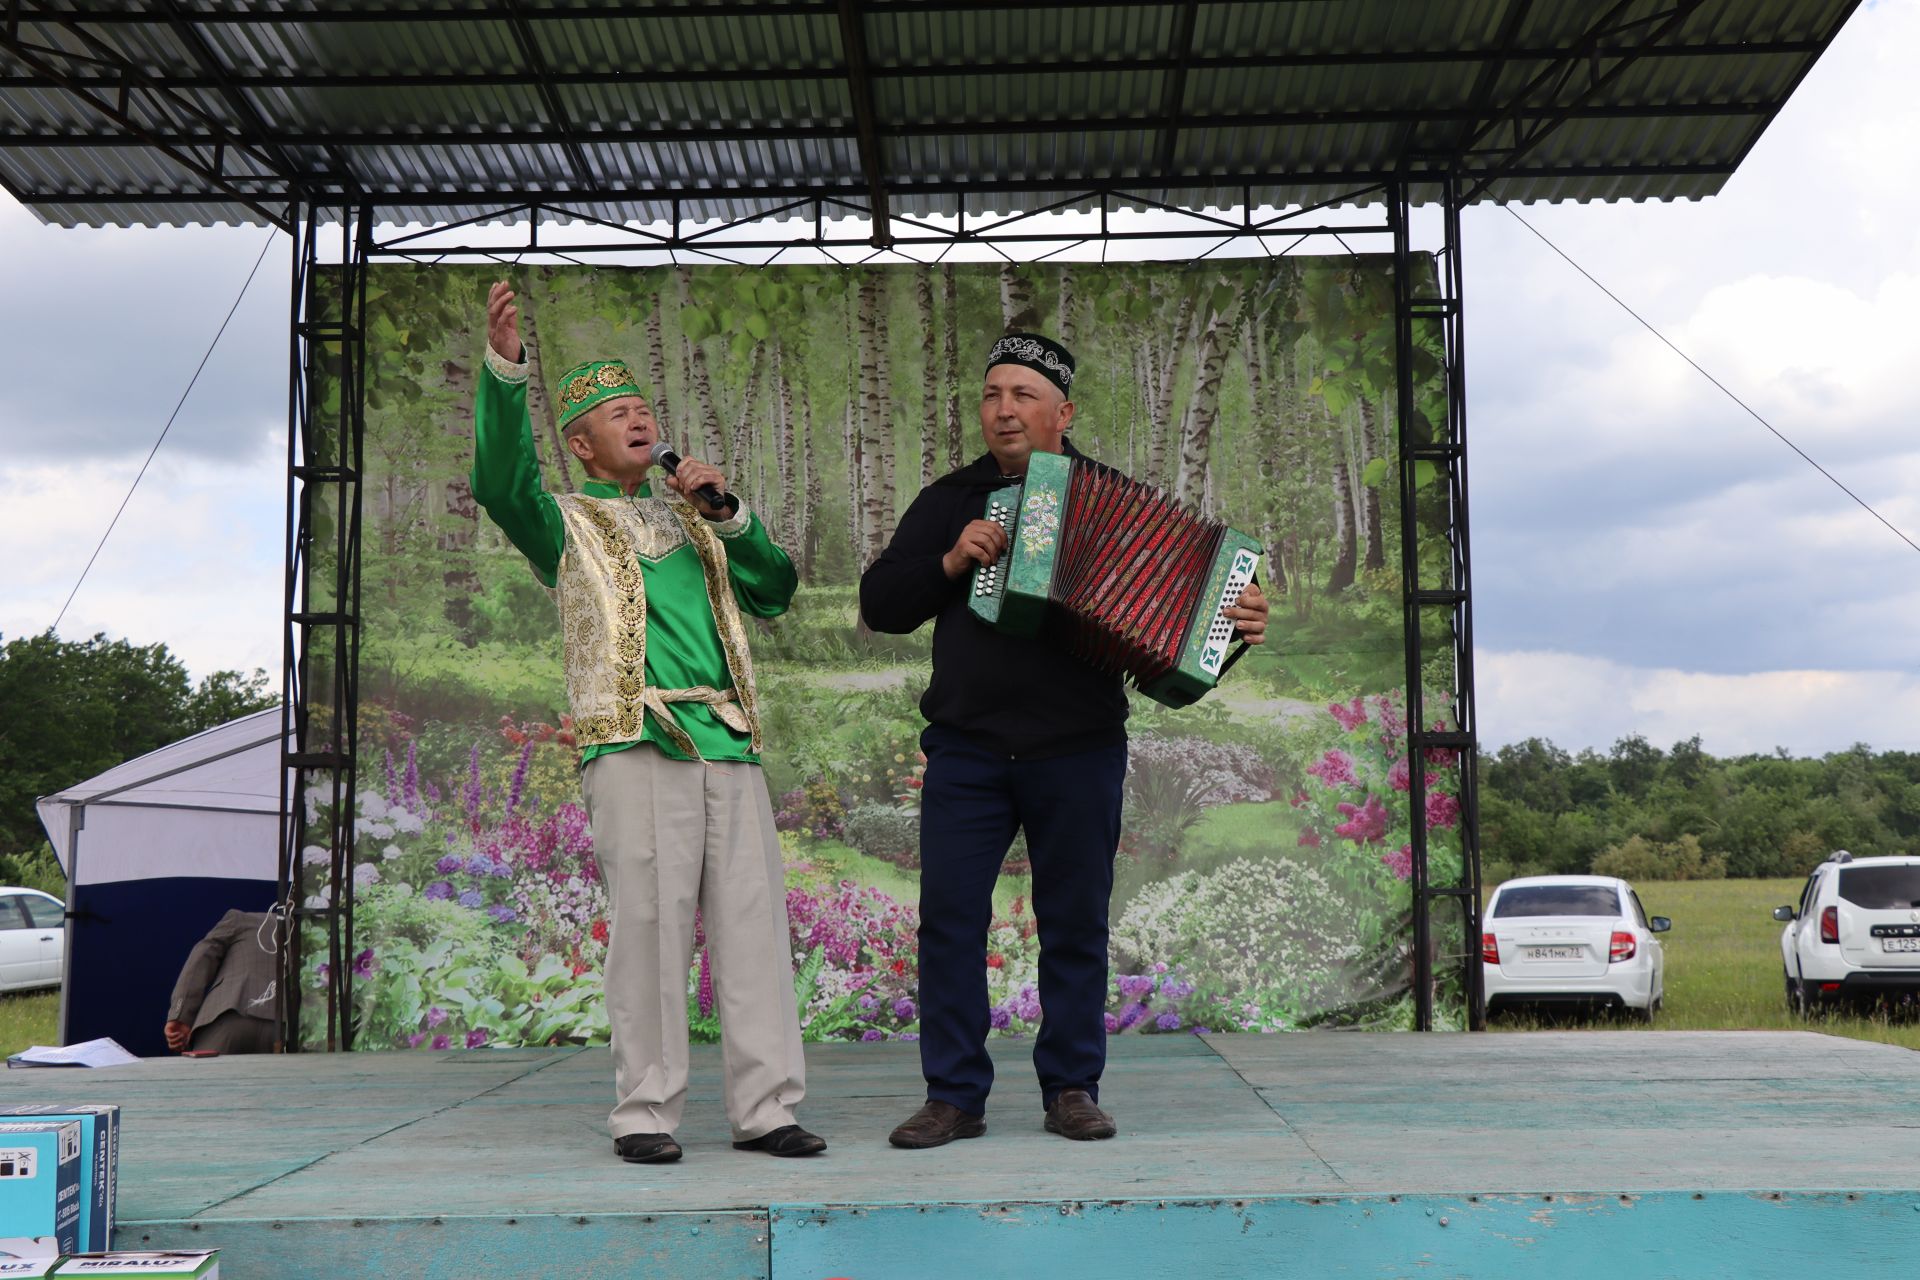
[469,356,796,765]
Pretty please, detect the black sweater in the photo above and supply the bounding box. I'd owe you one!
[858,443,1129,759]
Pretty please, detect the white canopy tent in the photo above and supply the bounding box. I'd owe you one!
[35,707,288,1054]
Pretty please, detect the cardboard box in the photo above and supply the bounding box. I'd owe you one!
[0,1257,60,1277]
[0,1123,82,1258]
[52,1254,216,1279]
[0,1108,119,1252]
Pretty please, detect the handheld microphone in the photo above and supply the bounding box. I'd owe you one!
[647,441,740,518]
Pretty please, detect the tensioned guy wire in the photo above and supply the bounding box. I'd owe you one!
[50,225,282,632]
[1504,204,1920,558]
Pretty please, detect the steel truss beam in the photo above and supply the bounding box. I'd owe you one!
[280,201,370,1053]
[1391,176,1482,1032]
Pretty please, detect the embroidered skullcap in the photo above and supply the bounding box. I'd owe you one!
[985,332,1075,397]
[553,358,643,429]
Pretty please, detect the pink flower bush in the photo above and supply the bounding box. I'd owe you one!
[1307,750,1360,789]
[1333,795,1390,846]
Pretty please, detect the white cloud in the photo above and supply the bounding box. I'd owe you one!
[1480,650,1920,757]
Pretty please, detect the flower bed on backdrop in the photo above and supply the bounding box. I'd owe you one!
[324,683,1460,1051]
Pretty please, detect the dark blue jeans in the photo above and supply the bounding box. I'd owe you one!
[915,723,1127,1114]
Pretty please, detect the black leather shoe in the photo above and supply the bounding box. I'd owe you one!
[889,1100,987,1149]
[614,1132,683,1163]
[733,1124,828,1157]
[1044,1090,1117,1141]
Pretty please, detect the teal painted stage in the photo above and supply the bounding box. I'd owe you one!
[4,1031,1917,1277]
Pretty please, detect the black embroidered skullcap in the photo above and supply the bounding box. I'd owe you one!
[985,332,1075,397]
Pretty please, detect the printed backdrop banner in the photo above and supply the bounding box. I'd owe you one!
[307,258,1467,1053]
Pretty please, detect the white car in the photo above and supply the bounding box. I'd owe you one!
[1775,851,1920,1015]
[0,887,65,994]
[1482,875,1669,1021]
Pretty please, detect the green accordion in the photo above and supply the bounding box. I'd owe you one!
[968,450,1262,709]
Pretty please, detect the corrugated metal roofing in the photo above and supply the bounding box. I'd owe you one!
[0,0,1860,230]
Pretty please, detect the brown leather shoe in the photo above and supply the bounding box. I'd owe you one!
[1043,1090,1116,1141]
[889,1100,987,1149]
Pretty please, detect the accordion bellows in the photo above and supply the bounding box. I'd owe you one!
[969,451,1261,708]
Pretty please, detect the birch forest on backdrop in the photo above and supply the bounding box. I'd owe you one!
[307,257,1469,1053]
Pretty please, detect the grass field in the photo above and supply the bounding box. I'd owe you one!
[0,991,57,1058]
[5,880,1913,1058]
[1488,877,1920,1051]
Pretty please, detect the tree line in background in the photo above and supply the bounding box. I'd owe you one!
[1481,734,1920,883]
[0,632,278,887]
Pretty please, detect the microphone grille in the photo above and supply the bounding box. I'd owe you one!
[647,441,675,464]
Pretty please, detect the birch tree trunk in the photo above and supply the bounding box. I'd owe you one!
[518,292,574,492]
[646,285,672,440]
[858,273,888,568]
[440,317,480,644]
[1173,286,1240,510]
[943,265,963,469]
[917,272,939,489]
[1360,397,1386,573]
[1000,263,1037,333]
[1147,291,1197,488]
[775,340,799,547]
[1056,265,1078,347]
[801,387,820,582]
[731,341,764,499]
[843,283,863,564]
[677,266,726,466]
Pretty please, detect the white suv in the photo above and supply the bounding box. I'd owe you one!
[1776,852,1920,1015]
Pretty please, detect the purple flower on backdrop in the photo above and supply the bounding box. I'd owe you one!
[1328,696,1368,732]
[463,744,483,825]
[406,1033,426,1048]
[352,948,376,979]
[1160,978,1195,1002]
[893,998,917,1021]
[430,1034,451,1051]
[1015,998,1042,1023]
[697,949,715,1019]
[1334,794,1390,846]
[897,1033,919,1042]
[487,905,518,924]
[1115,973,1155,1001]
[404,741,420,810]
[858,994,877,1011]
[384,748,398,803]
[1426,791,1461,831]
[466,1029,490,1049]
[1307,749,1360,790]
[506,739,534,818]
[861,1029,886,1042]
[989,1007,1012,1030]
[424,880,455,902]
[427,1006,448,1028]
[1117,1002,1148,1031]
[458,890,483,909]
[1156,1012,1182,1031]
[1381,845,1414,882]
[1388,755,1412,793]
[435,854,462,875]
[1190,1026,1212,1036]
[1104,1013,1121,1034]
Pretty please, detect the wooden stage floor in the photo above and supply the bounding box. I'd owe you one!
[5,1031,1918,1277]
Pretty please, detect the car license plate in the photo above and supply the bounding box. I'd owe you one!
[1525,946,1583,961]
[1881,938,1920,953]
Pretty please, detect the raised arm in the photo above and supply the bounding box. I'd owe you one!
[469,280,567,587]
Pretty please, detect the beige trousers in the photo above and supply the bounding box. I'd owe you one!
[581,745,806,1141]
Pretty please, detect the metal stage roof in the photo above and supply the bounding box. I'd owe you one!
[0,0,1859,232]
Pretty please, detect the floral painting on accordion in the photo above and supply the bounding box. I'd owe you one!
[309,255,1466,1052]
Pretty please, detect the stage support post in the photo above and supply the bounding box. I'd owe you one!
[1391,175,1485,1031]
[278,202,371,1052]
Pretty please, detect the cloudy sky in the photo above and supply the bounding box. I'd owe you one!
[2,1,1915,759]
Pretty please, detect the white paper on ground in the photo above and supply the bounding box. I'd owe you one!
[5,1040,140,1070]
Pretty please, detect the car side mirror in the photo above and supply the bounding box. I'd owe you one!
[1649,917,1671,933]
[1772,906,1796,922]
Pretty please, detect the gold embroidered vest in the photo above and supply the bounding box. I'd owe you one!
[549,492,763,755]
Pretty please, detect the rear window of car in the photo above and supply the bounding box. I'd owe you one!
[1838,865,1920,910]
[1492,885,1622,917]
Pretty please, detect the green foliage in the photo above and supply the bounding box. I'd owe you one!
[1592,833,1727,882]
[0,844,65,897]
[1483,736,1920,880]
[842,803,920,870]
[0,630,278,854]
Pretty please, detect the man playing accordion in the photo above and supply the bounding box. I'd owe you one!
[860,333,1268,1148]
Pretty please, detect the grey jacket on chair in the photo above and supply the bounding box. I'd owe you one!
[167,909,280,1030]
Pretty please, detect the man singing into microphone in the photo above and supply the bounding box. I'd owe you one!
[470,281,823,1164]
